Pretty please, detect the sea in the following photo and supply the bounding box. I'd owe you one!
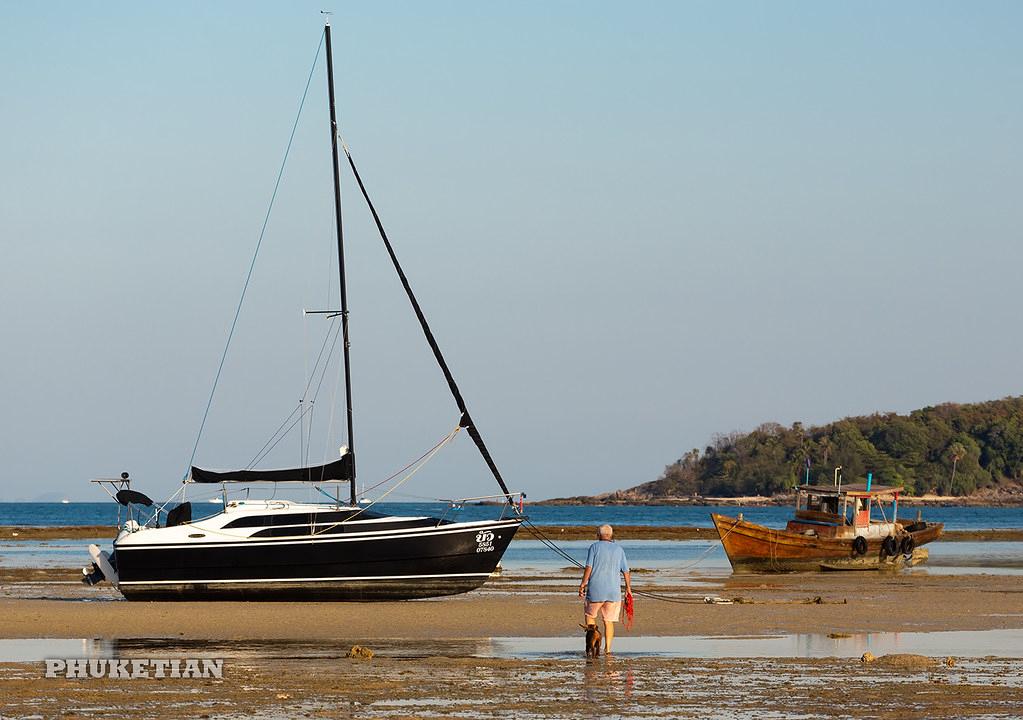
[0,501,1021,531]
[2,502,1022,575]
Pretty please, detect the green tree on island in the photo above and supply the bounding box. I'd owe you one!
[947,441,967,496]
[628,397,1023,500]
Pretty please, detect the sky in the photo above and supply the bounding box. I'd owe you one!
[1,2,1022,502]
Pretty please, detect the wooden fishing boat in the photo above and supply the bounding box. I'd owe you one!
[711,481,943,572]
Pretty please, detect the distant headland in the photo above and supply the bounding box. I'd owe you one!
[543,396,1023,506]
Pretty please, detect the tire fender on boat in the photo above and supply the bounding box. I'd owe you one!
[900,535,915,556]
[852,536,868,556]
[881,536,897,557]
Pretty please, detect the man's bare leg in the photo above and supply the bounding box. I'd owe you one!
[603,618,615,654]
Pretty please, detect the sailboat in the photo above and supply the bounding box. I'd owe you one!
[81,19,524,601]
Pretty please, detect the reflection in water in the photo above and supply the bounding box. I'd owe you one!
[582,656,635,716]
[4,628,1023,663]
[483,628,1023,660]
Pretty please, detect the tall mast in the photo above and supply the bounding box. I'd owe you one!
[324,18,357,505]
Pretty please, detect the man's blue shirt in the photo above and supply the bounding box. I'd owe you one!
[585,540,629,602]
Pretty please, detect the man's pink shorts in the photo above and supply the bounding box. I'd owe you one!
[584,600,622,622]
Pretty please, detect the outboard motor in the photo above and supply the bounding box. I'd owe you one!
[82,563,105,586]
[82,544,119,587]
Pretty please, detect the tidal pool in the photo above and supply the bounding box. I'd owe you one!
[4,628,1023,663]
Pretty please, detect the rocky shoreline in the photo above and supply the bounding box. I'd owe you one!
[538,488,1023,507]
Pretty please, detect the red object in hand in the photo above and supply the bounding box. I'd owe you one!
[624,591,634,630]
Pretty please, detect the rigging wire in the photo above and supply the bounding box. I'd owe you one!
[300,315,341,464]
[248,405,315,469]
[309,424,463,534]
[164,424,464,542]
[306,318,345,476]
[318,311,346,477]
[245,307,339,470]
[246,404,303,470]
[301,311,308,466]
[244,293,341,470]
[300,316,341,405]
[183,30,326,481]
[357,428,462,497]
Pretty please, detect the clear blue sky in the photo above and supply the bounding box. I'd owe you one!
[2,2,1021,501]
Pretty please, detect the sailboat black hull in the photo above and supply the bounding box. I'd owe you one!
[114,519,521,601]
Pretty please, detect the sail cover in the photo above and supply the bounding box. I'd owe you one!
[190,454,353,484]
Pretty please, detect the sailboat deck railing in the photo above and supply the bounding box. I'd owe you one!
[437,493,526,525]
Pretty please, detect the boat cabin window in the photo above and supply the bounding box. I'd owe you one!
[223,509,387,529]
[810,495,838,515]
[804,493,840,516]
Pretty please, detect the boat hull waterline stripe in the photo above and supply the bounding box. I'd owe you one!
[118,572,490,586]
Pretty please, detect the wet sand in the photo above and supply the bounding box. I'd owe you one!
[4,567,1023,639]
[2,653,1022,718]
[3,540,1023,717]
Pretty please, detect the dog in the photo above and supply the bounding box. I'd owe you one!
[580,622,602,658]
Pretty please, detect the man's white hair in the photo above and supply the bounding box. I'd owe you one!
[597,524,613,540]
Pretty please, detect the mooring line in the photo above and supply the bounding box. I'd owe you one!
[521,519,734,605]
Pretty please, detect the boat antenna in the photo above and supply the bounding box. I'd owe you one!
[324,17,357,505]
[339,140,514,501]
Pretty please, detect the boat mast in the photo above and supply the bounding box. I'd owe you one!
[324,18,357,505]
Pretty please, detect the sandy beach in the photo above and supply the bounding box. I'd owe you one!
[3,570,1023,639]
[3,529,1023,718]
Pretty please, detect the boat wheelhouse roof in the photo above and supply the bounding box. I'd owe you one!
[800,483,902,499]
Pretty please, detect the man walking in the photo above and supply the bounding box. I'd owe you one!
[578,524,631,655]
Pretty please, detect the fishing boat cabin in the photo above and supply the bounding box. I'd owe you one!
[786,483,901,540]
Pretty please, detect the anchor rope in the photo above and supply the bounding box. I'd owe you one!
[521,519,737,605]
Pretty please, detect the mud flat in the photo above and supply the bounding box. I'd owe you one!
[1,525,116,540]
[3,653,1022,719]
[3,564,1023,718]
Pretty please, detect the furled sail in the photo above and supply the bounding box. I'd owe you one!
[190,454,353,484]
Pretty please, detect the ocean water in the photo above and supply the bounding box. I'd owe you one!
[2,503,1022,573]
[1,502,1021,530]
